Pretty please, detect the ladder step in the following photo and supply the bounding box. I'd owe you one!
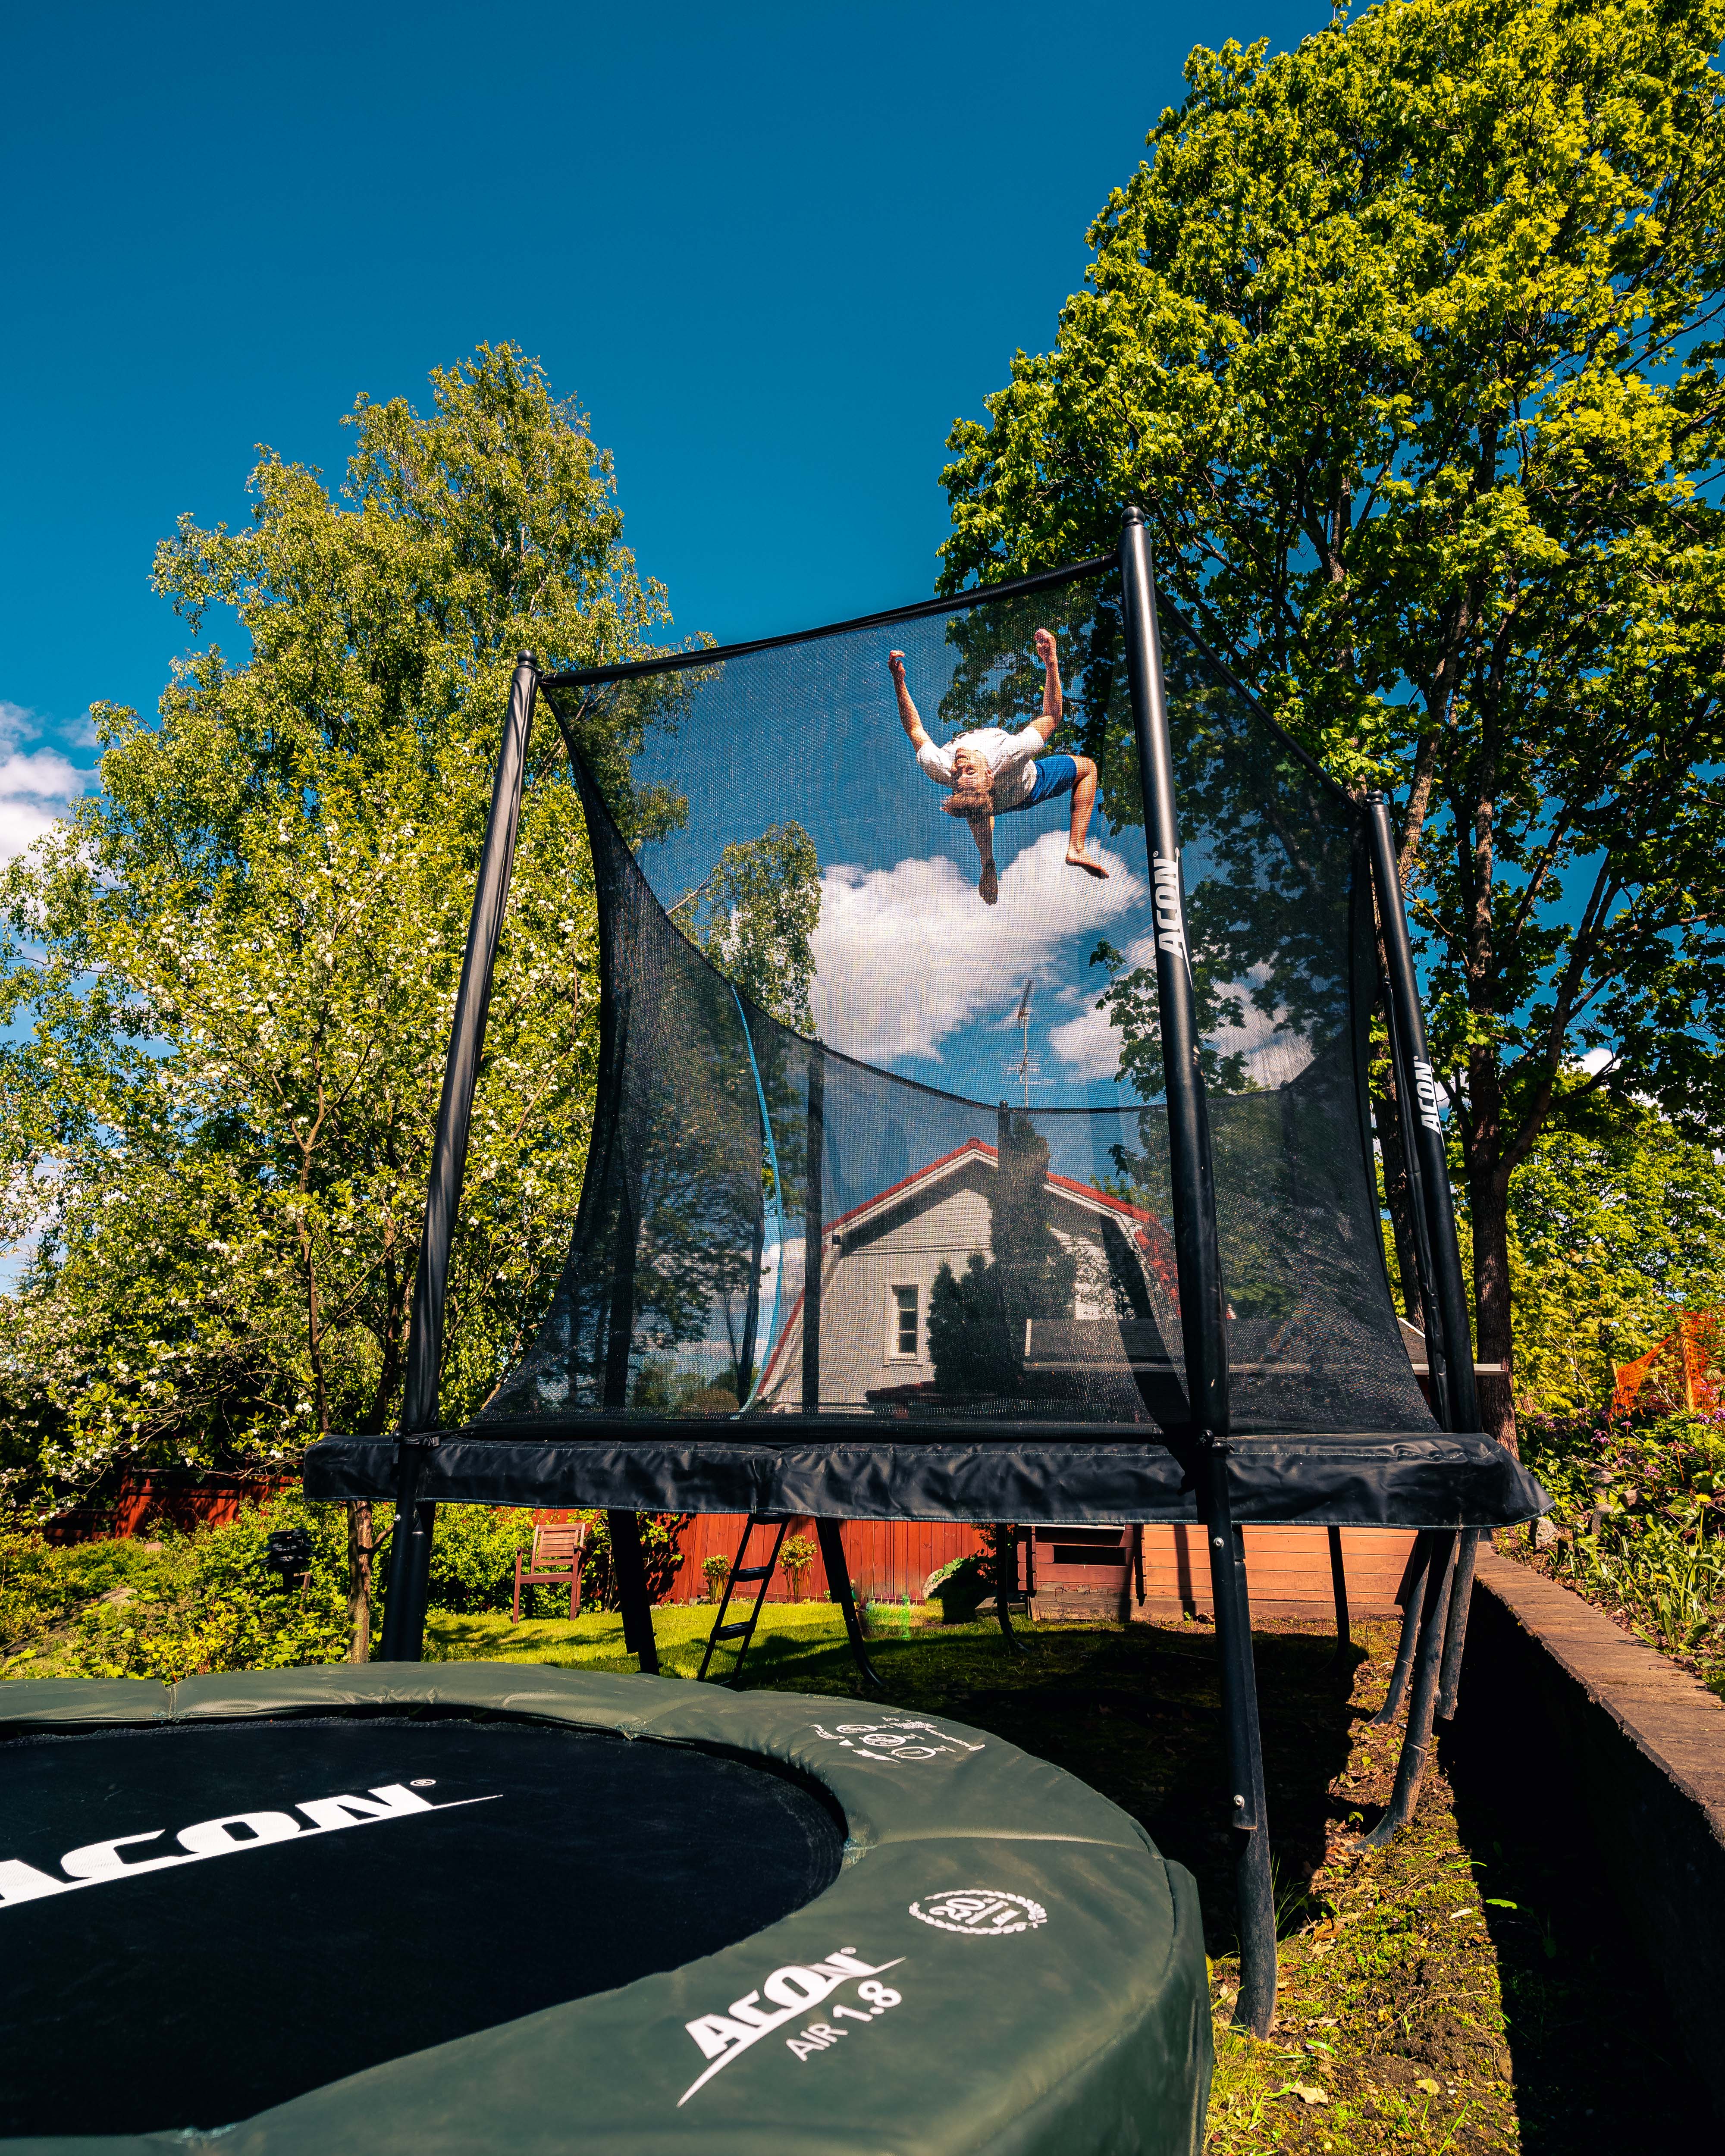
[732,1565,774,1581]
[713,1623,754,1641]
[752,1513,790,1526]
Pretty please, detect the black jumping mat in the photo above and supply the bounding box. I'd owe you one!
[1,1716,841,2137]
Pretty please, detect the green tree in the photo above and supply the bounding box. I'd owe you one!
[939,0,1725,1448]
[0,346,674,1655]
[927,1115,1078,1398]
[668,821,822,1036]
[1503,1093,1725,1416]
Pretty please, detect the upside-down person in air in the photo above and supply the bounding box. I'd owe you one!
[888,627,1108,906]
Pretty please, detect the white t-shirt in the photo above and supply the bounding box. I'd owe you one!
[916,723,1047,811]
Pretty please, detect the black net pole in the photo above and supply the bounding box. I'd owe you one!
[379,654,538,1663]
[1366,794,1483,1736]
[801,1054,880,1690]
[1364,796,1479,1436]
[803,1049,824,1413]
[602,1190,637,1410]
[1360,1529,1457,1847]
[1122,507,1276,2037]
[1381,965,1449,1421]
[608,1511,660,1675]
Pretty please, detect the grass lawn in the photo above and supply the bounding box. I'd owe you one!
[427,1598,862,1674]
[428,1599,1715,2156]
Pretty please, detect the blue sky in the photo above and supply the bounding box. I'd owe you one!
[1,0,1335,862]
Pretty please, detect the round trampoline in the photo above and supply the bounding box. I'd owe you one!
[1,1664,1211,2156]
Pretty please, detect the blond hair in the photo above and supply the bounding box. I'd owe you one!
[942,767,995,819]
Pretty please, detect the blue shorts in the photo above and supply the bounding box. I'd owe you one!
[1014,754,1078,812]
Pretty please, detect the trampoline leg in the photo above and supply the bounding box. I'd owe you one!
[1326,1525,1352,1679]
[1203,1452,1276,2038]
[608,1510,660,1676]
[379,1443,435,1663]
[994,1524,1025,1655]
[1371,1531,1431,1727]
[1436,1528,1478,1723]
[816,1518,885,1693]
[1360,1528,1455,1849]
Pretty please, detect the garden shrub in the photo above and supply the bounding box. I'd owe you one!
[3,1519,190,1671]
[577,1510,690,1610]
[780,1532,817,1599]
[1,1495,693,1678]
[1517,1410,1725,1686]
[54,1491,353,1680]
[427,1504,537,1613]
[924,1551,991,1620]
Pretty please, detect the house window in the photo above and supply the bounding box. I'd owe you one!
[888,1284,920,1361]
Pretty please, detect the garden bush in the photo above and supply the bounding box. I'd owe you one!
[0,1496,693,1679]
[1517,1410,1725,1689]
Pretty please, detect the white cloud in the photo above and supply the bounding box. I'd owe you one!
[1047,939,1149,1077]
[809,830,1145,1067]
[1046,943,1322,1088]
[0,701,91,865]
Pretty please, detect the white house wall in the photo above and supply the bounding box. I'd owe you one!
[756,1167,1146,1410]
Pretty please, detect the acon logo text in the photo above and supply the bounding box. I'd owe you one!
[1411,1056,1443,1134]
[681,1947,905,2104]
[1151,853,1190,975]
[0,1780,494,1912]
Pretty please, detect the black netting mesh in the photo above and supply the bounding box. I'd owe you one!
[489,562,1433,1441]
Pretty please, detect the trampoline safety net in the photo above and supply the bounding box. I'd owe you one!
[518,564,1420,1438]
[305,550,1547,1528]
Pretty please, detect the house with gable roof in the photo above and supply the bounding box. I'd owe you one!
[750,1138,1181,1416]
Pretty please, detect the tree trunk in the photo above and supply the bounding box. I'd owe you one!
[1467,1162,1518,1459]
[347,1500,375,1664]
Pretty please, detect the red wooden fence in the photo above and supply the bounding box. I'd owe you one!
[43,1472,298,1545]
[664,1515,988,1605]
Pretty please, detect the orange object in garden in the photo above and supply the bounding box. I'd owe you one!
[1611,1306,1725,1417]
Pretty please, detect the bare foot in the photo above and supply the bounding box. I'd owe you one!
[979,862,999,905]
[1066,846,1109,879]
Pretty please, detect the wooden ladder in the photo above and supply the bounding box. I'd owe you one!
[697,1513,791,1683]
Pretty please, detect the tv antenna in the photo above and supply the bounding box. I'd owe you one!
[1003,976,1041,1106]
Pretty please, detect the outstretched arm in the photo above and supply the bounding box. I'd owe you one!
[888,650,931,751]
[1029,627,1063,744]
[967,810,998,906]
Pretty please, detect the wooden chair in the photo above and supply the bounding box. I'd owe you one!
[511,1520,590,1623]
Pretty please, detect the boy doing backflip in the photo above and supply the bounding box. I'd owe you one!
[888,627,1107,906]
